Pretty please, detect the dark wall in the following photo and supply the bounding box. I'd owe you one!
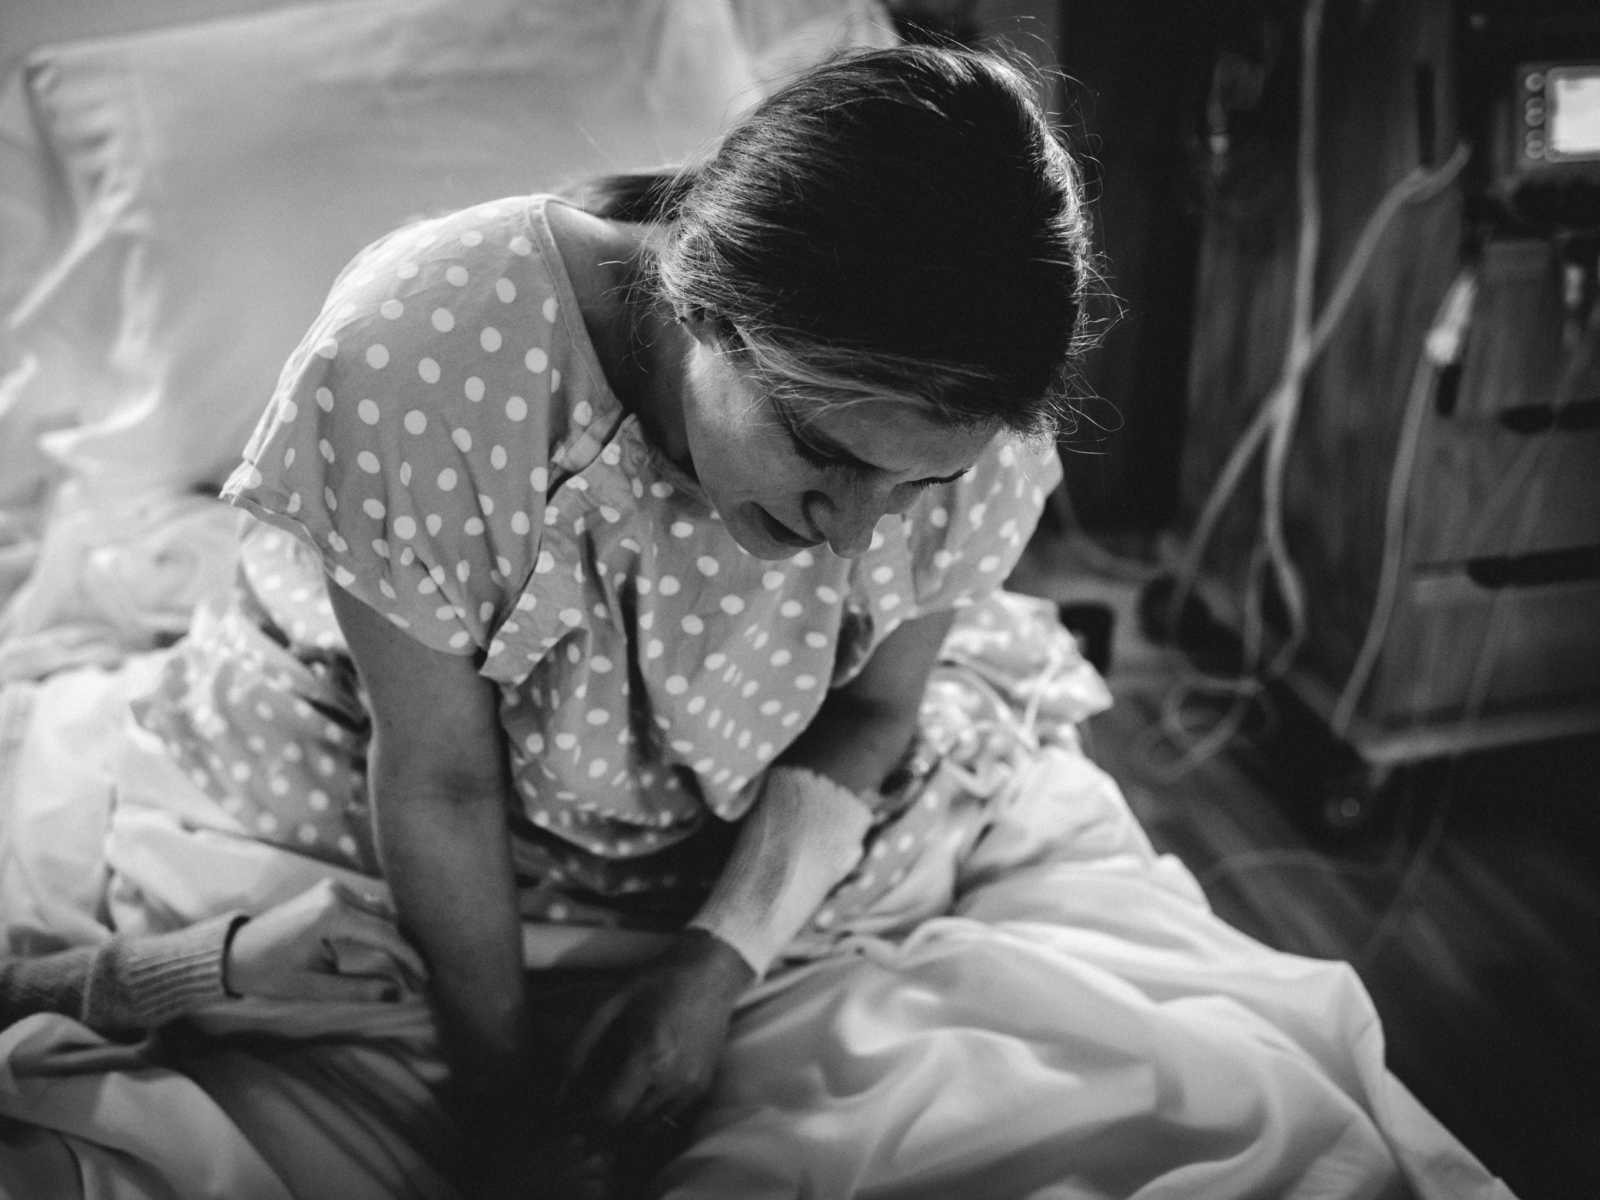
[1051,0,1216,536]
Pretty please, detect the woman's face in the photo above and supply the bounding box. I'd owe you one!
[679,339,994,561]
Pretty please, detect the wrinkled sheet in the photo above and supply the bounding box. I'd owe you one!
[0,484,240,685]
[666,765,1501,1199]
[0,644,1515,1199]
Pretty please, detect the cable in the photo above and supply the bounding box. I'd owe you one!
[1352,593,1500,971]
[1354,277,1600,970]
[1197,848,1406,895]
[1256,0,1326,678]
[1164,144,1470,664]
[1331,268,1478,734]
[1058,531,1166,585]
[1148,0,1472,777]
[1165,147,1470,671]
[1342,240,1599,732]
[1140,0,1327,780]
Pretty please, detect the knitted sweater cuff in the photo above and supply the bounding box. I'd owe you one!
[86,913,247,1033]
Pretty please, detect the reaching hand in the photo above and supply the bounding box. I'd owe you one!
[561,929,753,1139]
[224,877,428,1003]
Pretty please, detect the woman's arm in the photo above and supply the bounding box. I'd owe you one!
[564,610,956,1144]
[0,879,426,1036]
[683,608,957,976]
[0,916,238,1037]
[327,588,532,1103]
[777,608,955,792]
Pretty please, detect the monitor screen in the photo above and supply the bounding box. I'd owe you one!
[1548,66,1600,160]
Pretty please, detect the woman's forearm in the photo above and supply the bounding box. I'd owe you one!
[777,609,952,796]
[688,765,873,977]
[689,614,949,975]
[370,742,530,1095]
[777,691,921,796]
[692,693,912,980]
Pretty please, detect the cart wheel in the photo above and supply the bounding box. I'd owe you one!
[1316,761,1396,838]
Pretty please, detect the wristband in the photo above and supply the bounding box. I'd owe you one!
[220,914,252,999]
[688,766,872,978]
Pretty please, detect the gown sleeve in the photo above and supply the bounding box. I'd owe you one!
[905,434,1063,613]
[221,211,560,660]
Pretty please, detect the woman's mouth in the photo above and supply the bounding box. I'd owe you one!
[757,506,820,549]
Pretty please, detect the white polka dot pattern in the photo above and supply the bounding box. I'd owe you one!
[224,196,576,659]
[131,546,377,874]
[198,195,1063,919]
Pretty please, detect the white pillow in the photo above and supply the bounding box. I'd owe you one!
[12,0,891,496]
[0,0,352,317]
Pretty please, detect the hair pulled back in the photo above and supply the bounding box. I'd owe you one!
[580,45,1097,437]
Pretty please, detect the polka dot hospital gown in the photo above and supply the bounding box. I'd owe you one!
[135,195,1064,938]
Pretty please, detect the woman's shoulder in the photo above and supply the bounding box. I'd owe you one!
[346,193,635,309]
[540,198,638,304]
[539,198,656,399]
[288,196,618,434]
[885,435,1063,610]
[331,195,557,310]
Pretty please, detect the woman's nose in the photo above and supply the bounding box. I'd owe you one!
[807,480,891,558]
[824,514,878,558]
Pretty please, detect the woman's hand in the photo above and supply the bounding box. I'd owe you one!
[561,928,754,1138]
[224,877,428,1003]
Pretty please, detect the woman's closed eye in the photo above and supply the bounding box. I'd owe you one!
[781,409,967,490]
[792,435,961,490]
[789,431,851,472]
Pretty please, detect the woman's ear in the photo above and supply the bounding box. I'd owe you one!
[679,308,737,348]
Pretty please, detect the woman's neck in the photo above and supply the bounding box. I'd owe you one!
[616,274,694,471]
[543,200,693,468]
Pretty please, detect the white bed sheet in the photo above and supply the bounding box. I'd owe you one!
[0,656,1516,1199]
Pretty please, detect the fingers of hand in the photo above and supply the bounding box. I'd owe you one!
[329,878,397,920]
[292,969,404,1005]
[594,1058,657,1131]
[226,880,414,1000]
[561,991,632,1099]
[324,905,429,987]
[574,1032,705,1132]
[639,1102,697,1160]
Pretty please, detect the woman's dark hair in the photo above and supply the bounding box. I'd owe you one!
[572,44,1100,437]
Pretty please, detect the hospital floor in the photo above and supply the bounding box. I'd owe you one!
[1007,530,1600,1200]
